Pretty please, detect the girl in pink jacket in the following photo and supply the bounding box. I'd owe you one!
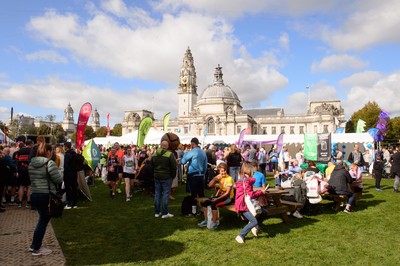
[234,162,268,243]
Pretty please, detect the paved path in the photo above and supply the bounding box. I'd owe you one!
[0,205,66,266]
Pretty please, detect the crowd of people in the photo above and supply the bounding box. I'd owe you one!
[1,136,400,250]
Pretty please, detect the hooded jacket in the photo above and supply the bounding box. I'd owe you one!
[151,148,177,180]
[328,164,353,192]
[235,176,264,213]
[29,157,63,194]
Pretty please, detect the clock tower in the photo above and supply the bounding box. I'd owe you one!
[178,47,197,118]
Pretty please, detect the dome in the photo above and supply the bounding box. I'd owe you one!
[199,84,239,100]
[198,64,239,101]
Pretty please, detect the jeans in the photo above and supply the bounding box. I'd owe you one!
[229,166,241,182]
[154,178,173,215]
[394,175,399,191]
[239,208,267,238]
[186,173,205,198]
[335,190,356,206]
[31,193,51,250]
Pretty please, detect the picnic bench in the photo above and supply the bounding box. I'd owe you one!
[195,189,290,223]
[321,192,348,211]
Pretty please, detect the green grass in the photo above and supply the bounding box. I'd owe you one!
[52,177,400,265]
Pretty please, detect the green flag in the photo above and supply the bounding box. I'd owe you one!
[163,112,171,132]
[304,134,318,161]
[83,139,101,171]
[356,119,366,133]
[137,116,153,147]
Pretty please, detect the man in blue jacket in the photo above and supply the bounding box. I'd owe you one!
[182,137,208,200]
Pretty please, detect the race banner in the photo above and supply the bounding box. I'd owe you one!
[276,133,284,153]
[304,134,318,161]
[83,139,101,170]
[317,133,331,162]
[106,113,110,137]
[76,102,92,148]
[163,112,171,132]
[137,116,153,147]
[237,129,246,148]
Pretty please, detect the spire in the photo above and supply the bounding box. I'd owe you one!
[179,46,197,94]
[213,64,224,85]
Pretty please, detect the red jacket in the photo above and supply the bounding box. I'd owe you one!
[235,176,264,213]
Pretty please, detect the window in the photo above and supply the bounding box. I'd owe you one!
[290,126,295,134]
[323,125,328,133]
[314,125,318,133]
[272,127,276,134]
[281,126,285,133]
[263,127,267,134]
[207,118,215,134]
[300,126,304,134]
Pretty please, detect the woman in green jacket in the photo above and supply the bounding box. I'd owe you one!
[28,142,62,256]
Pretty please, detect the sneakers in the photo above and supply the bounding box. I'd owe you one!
[235,235,244,244]
[32,247,52,256]
[344,208,352,214]
[18,202,22,208]
[376,188,383,191]
[161,213,174,219]
[286,211,291,216]
[197,220,207,227]
[209,221,218,230]
[154,213,161,218]
[126,198,131,202]
[293,211,304,219]
[251,227,258,237]
[64,205,72,210]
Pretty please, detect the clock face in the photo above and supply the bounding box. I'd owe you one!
[181,76,188,84]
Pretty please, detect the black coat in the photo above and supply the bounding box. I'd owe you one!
[328,164,353,193]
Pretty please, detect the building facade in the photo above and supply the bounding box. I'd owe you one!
[122,47,345,137]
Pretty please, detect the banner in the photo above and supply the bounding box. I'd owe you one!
[163,112,171,132]
[83,139,101,171]
[76,102,92,148]
[137,116,153,147]
[375,110,389,142]
[317,133,331,162]
[356,119,366,133]
[237,129,246,148]
[106,113,110,137]
[276,133,284,153]
[304,134,318,161]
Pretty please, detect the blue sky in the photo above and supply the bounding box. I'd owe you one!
[1,0,399,128]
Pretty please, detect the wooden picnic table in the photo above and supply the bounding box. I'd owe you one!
[254,188,290,223]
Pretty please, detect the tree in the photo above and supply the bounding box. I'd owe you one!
[53,124,66,144]
[347,101,381,133]
[37,124,51,135]
[84,126,96,140]
[96,126,108,137]
[111,123,122,136]
[385,117,400,145]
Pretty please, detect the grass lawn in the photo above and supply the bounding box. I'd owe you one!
[52,177,400,265]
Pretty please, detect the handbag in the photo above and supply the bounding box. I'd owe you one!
[45,161,64,218]
[243,179,261,216]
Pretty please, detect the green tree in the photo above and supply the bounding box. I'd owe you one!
[95,126,108,137]
[347,101,381,133]
[37,124,51,135]
[53,124,66,144]
[385,117,400,144]
[111,123,122,136]
[84,126,96,140]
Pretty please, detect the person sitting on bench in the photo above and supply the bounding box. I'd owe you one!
[197,162,234,230]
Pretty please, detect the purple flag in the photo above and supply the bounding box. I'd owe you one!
[237,129,246,149]
[276,133,284,153]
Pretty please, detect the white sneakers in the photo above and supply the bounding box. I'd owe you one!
[235,235,244,244]
[32,247,52,256]
[154,213,161,218]
[161,213,174,218]
[293,211,303,219]
[251,227,258,237]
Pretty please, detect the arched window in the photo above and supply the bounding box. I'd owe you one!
[208,118,215,135]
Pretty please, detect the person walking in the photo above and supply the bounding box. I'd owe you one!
[151,140,177,218]
[391,145,400,193]
[63,142,78,209]
[28,142,62,255]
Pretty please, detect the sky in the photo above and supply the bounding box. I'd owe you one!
[1,0,399,128]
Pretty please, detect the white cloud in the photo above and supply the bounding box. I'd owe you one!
[311,54,368,73]
[322,0,400,51]
[0,77,177,125]
[25,50,68,64]
[343,71,400,117]
[339,71,382,87]
[279,32,289,51]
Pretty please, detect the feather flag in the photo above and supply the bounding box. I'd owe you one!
[356,119,366,133]
[237,129,246,149]
[163,112,171,132]
[76,102,92,148]
[137,117,153,147]
[83,139,101,171]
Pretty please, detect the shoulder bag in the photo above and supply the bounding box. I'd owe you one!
[45,161,64,218]
[243,179,261,216]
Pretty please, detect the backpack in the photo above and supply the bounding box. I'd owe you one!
[181,196,196,216]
